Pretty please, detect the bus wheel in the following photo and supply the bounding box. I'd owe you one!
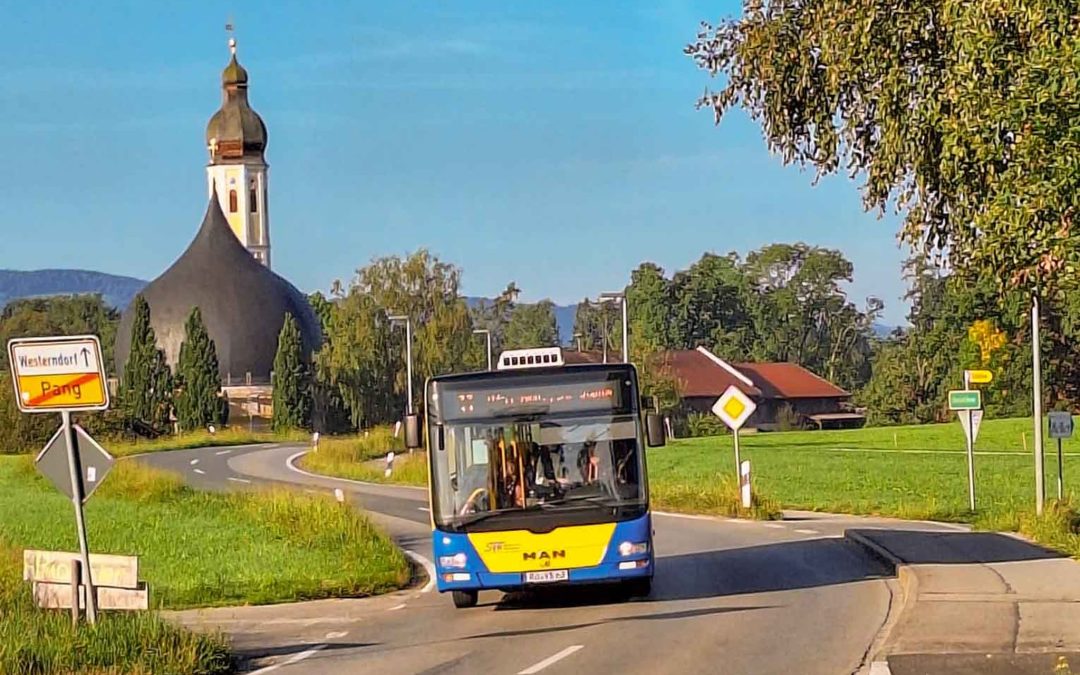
[627,577,652,598]
[452,590,479,608]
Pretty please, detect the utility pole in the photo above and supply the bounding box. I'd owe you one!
[1032,293,1045,515]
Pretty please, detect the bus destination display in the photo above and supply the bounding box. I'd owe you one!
[441,379,628,420]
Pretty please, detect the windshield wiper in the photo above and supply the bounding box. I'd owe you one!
[541,494,618,508]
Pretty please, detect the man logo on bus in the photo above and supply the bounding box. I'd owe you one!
[523,550,566,561]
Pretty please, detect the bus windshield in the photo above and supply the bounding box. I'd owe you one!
[430,414,645,530]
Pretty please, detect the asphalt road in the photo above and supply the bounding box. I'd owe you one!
[138,444,961,675]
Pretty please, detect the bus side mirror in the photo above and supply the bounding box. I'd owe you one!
[646,413,666,447]
[404,414,422,450]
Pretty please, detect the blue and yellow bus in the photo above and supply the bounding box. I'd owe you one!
[405,347,666,608]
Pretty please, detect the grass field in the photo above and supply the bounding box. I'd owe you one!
[655,415,1076,522]
[107,428,294,458]
[300,428,430,487]
[295,417,1080,556]
[0,457,411,609]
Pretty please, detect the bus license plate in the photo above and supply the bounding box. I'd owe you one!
[524,570,568,584]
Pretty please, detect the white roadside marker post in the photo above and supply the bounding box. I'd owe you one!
[740,460,752,509]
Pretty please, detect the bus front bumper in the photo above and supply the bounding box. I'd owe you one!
[432,514,654,593]
[435,556,652,592]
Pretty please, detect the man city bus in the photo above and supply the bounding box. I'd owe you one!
[403,347,666,608]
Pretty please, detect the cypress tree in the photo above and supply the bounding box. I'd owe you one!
[119,295,173,433]
[272,313,311,431]
[175,307,223,431]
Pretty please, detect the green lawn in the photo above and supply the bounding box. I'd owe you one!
[649,416,1080,557]
[0,457,411,609]
[107,428,295,457]
[653,415,1075,522]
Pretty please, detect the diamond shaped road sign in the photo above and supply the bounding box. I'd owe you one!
[35,425,114,502]
[712,385,757,431]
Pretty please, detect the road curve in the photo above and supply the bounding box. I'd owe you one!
[137,444,952,675]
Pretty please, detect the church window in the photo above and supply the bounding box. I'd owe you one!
[228,189,238,213]
[249,182,258,213]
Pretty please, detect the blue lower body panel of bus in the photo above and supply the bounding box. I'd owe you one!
[432,513,653,593]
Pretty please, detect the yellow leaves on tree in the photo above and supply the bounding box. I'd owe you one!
[968,320,1007,365]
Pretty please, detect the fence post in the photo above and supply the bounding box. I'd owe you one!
[70,558,81,627]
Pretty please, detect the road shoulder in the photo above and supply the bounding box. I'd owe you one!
[846,527,1080,675]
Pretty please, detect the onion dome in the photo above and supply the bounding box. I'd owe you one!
[114,194,322,383]
[205,39,267,163]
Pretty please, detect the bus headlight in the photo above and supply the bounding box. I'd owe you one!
[438,553,468,569]
[618,541,649,557]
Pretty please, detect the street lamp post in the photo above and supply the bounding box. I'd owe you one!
[599,292,628,364]
[473,328,492,371]
[388,314,414,417]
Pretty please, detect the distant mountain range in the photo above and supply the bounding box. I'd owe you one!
[0,269,895,344]
[0,269,146,310]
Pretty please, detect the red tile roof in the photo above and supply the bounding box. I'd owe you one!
[563,347,849,401]
[657,349,761,398]
[734,362,850,399]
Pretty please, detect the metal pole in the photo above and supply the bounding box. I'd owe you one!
[733,429,742,479]
[602,312,608,364]
[1033,294,1045,515]
[405,318,413,415]
[485,331,492,372]
[621,296,629,364]
[1058,438,1064,500]
[966,409,976,511]
[62,411,97,623]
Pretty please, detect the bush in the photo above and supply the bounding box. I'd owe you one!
[775,403,804,432]
[687,412,728,438]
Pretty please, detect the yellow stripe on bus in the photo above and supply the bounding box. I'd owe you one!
[468,523,616,573]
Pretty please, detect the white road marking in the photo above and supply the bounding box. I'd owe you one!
[189,459,199,465]
[830,447,1030,457]
[193,469,206,475]
[726,518,753,525]
[228,477,252,484]
[403,550,436,593]
[325,631,347,639]
[518,645,584,674]
[248,644,327,674]
[388,603,407,611]
[418,507,430,512]
[765,523,785,529]
[285,450,426,491]
[215,449,232,456]
[652,511,714,521]
[794,528,819,535]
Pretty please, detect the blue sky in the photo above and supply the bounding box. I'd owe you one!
[0,1,909,324]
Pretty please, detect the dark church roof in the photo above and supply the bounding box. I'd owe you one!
[114,195,321,384]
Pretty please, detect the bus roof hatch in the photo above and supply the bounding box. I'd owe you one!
[496,347,564,370]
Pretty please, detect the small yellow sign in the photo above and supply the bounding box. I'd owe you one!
[722,396,747,420]
[8,336,109,413]
[966,369,994,385]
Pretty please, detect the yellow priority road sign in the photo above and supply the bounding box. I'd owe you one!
[712,385,757,431]
[7,336,109,413]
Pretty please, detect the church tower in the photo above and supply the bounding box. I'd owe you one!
[205,37,271,268]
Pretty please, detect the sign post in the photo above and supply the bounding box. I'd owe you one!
[950,388,983,511]
[8,335,110,624]
[1048,412,1074,500]
[712,386,757,479]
